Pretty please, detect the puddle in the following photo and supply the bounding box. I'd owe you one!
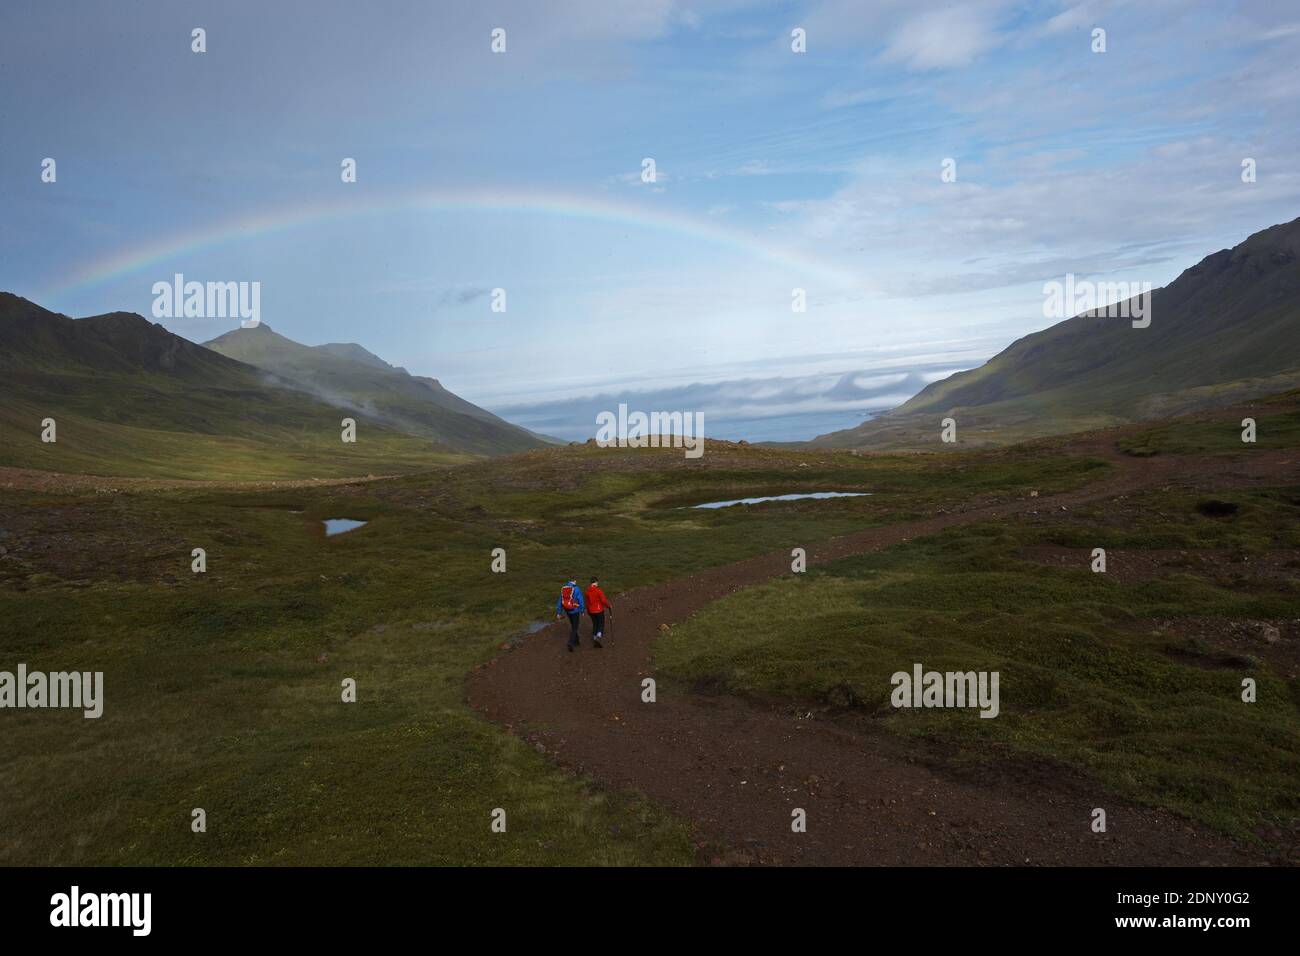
[691,491,871,510]
[323,518,368,536]
[501,620,553,651]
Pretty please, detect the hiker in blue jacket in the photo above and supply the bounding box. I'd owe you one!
[555,577,587,652]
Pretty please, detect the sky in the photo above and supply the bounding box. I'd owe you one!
[2,0,1298,441]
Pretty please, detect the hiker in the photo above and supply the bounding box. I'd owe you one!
[555,577,586,651]
[585,577,611,648]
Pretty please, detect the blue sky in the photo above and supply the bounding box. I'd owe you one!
[2,0,1298,440]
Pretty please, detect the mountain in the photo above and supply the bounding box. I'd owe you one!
[0,293,472,480]
[813,215,1300,450]
[203,325,553,456]
[316,342,397,372]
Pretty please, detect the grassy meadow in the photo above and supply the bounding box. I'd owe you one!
[0,393,469,481]
[0,438,1108,864]
[658,483,1300,837]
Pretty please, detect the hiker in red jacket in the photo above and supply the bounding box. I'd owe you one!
[585,577,612,648]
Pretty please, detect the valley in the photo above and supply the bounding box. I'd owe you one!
[2,392,1295,865]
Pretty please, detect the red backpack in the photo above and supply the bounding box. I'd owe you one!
[560,585,580,611]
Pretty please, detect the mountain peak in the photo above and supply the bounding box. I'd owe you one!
[1,292,550,457]
[80,310,154,330]
[812,214,1300,449]
[201,321,548,454]
[0,294,249,378]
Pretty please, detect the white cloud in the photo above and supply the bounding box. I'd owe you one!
[880,7,1005,70]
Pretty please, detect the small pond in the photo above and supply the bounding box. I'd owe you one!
[323,518,368,536]
[691,492,871,510]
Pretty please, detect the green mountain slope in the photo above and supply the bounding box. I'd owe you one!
[204,325,553,455]
[0,293,469,479]
[813,215,1300,449]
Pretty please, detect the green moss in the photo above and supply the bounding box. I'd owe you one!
[1118,408,1300,457]
[658,491,1300,837]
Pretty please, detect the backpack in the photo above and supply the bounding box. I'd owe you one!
[560,585,580,611]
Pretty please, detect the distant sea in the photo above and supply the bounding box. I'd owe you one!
[506,407,888,445]
[701,409,886,443]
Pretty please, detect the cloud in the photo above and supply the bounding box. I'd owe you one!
[1041,2,1108,37]
[880,6,1005,70]
[13,0,1300,447]
[779,138,1300,301]
[798,0,1011,69]
[436,287,492,307]
[489,349,994,442]
[370,279,493,305]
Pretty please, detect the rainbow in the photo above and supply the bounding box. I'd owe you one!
[46,186,862,299]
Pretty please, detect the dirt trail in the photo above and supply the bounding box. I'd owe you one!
[469,434,1297,866]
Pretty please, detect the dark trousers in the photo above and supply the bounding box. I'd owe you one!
[565,611,582,647]
[589,611,605,637]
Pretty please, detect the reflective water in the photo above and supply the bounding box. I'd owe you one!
[323,518,368,536]
[692,491,870,510]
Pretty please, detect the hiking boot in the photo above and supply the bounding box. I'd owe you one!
[592,636,603,648]
[566,643,575,653]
